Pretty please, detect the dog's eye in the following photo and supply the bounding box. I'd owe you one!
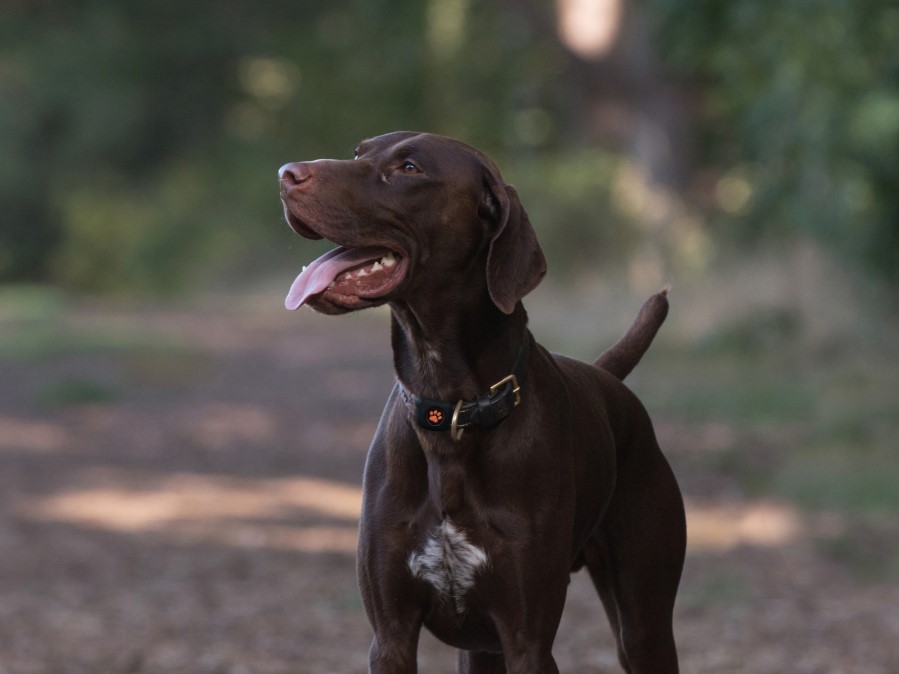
[401,161,420,174]
[353,148,360,160]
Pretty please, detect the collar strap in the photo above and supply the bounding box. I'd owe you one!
[400,333,530,441]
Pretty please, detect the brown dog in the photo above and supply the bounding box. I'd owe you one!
[279,132,686,674]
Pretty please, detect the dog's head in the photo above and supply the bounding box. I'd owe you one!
[279,131,546,315]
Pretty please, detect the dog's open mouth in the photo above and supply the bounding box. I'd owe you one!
[285,246,406,310]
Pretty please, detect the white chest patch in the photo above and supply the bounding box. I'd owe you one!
[407,520,488,613]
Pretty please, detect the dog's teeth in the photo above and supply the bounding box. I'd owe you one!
[357,267,368,277]
[382,254,396,267]
[328,282,335,289]
[371,261,383,272]
[302,265,307,272]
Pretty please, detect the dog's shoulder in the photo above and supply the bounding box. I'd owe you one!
[549,351,626,392]
[548,351,652,426]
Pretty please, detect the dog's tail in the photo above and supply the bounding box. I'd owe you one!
[593,288,669,381]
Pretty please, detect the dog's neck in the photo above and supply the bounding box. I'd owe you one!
[389,290,529,403]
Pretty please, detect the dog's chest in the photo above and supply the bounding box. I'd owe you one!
[407,520,488,613]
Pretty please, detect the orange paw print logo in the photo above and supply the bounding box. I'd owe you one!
[426,408,444,425]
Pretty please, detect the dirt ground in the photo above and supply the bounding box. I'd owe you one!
[1,291,898,673]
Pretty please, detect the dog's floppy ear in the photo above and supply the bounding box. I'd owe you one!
[482,177,547,314]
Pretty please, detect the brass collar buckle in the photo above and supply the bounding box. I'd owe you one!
[490,374,522,407]
[450,373,521,441]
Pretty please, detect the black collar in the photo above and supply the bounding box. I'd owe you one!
[399,333,530,441]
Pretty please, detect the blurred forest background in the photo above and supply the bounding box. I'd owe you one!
[2,1,899,673]
[2,0,899,297]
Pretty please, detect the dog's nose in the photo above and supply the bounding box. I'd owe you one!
[279,162,312,187]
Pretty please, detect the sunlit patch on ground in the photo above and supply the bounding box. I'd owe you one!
[685,499,802,551]
[19,469,363,554]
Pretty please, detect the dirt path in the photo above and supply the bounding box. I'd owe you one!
[1,297,897,673]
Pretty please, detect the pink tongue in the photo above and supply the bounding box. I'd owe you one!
[285,246,389,310]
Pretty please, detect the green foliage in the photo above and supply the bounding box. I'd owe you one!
[777,446,899,518]
[0,285,191,362]
[503,149,635,274]
[696,306,801,356]
[644,356,818,426]
[646,0,899,281]
[35,377,119,407]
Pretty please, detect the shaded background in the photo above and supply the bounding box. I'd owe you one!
[1,1,898,672]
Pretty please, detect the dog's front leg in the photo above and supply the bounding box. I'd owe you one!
[477,568,568,674]
[488,611,564,674]
[358,412,429,673]
[358,529,425,674]
[366,624,423,674]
